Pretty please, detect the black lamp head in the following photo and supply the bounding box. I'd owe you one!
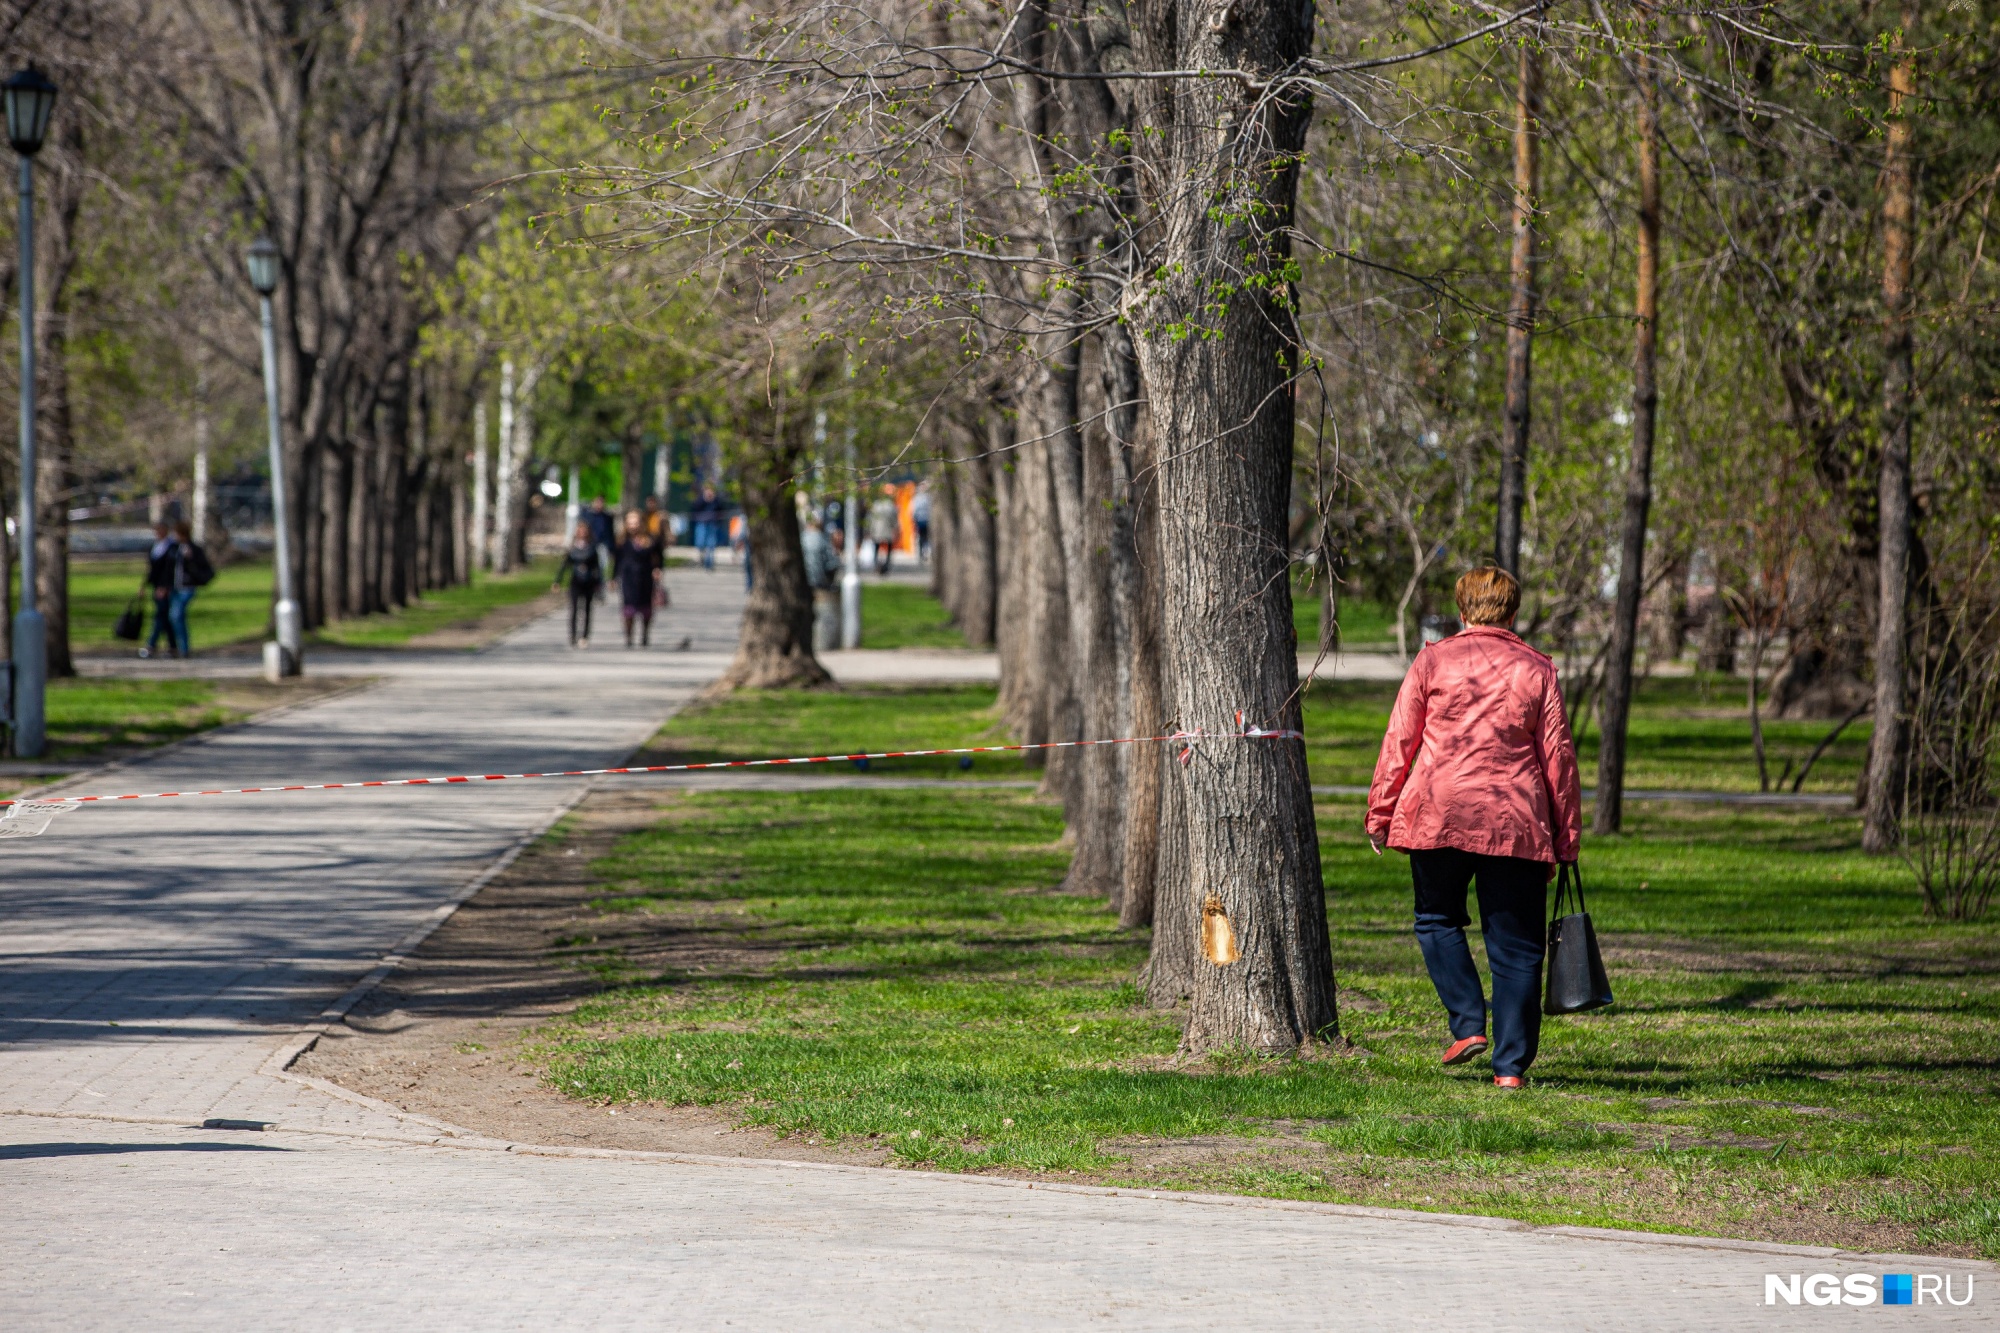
[2,67,56,157]
[246,236,280,295]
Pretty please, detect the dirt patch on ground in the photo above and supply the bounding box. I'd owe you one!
[294,788,888,1166]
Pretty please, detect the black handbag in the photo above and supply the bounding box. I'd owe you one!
[1544,862,1614,1015]
[113,597,146,642]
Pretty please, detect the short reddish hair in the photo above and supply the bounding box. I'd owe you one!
[1455,566,1521,627]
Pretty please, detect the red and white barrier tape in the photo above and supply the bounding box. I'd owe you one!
[0,723,1303,826]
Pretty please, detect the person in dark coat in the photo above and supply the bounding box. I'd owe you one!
[584,497,617,572]
[140,522,179,659]
[688,484,727,570]
[553,520,604,648]
[140,521,207,658]
[612,510,665,647]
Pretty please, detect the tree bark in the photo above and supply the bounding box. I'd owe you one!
[1144,639,1195,1007]
[717,372,833,692]
[1127,0,1338,1053]
[1494,40,1542,578]
[1862,5,1919,853]
[1063,334,1128,899]
[1120,405,1164,929]
[471,395,490,572]
[943,403,997,646]
[1594,12,1661,836]
[494,358,518,572]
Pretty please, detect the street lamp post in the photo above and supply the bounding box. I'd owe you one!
[246,236,302,680]
[4,67,55,758]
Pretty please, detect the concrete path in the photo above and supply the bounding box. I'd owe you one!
[4,568,1988,1329]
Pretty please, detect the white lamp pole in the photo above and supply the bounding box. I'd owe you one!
[246,237,301,679]
[840,422,861,649]
[4,67,55,758]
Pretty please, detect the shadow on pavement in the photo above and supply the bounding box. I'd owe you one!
[1,1140,294,1160]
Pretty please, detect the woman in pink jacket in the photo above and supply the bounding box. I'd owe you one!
[1366,567,1582,1088]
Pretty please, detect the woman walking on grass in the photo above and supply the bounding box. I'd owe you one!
[554,520,603,648]
[1366,566,1582,1089]
[613,510,664,647]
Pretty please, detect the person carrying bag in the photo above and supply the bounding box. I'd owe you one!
[1366,566,1584,1089]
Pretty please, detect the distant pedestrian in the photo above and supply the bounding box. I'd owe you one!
[802,514,842,650]
[642,494,665,545]
[553,520,603,648]
[867,489,900,577]
[1366,566,1582,1090]
[912,482,932,562]
[690,484,726,570]
[140,522,179,659]
[584,498,616,570]
[613,510,664,647]
[730,513,752,590]
[140,520,212,659]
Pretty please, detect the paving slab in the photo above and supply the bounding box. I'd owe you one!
[2,1114,1986,1331]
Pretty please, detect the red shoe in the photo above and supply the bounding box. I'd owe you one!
[1441,1035,1489,1066]
[1493,1075,1525,1089]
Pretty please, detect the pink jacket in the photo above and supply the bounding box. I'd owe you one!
[1366,626,1582,863]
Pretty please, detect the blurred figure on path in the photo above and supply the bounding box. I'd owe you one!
[868,488,900,577]
[140,520,211,659]
[1366,566,1582,1091]
[613,510,664,647]
[140,521,179,659]
[802,513,842,650]
[912,482,932,562]
[554,520,604,648]
[642,495,665,544]
[690,484,726,570]
[585,498,616,573]
[730,513,751,590]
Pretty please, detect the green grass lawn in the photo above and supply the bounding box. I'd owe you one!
[533,782,1996,1257]
[639,682,1024,776]
[62,555,555,654]
[538,689,1997,1257]
[857,582,969,649]
[41,677,241,760]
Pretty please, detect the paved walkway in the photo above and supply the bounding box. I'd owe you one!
[3,569,1987,1329]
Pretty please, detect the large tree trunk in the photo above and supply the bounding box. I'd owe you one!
[993,401,1047,749]
[1057,333,1126,898]
[1144,638,1195,1008]
[1126,0,1338,1054]
[1863,6,1919,853]
[1494,41,1542,578]
[1595,14,1662,836]
[717,378,832,692]
[943,405,997,646]
[1120,403,1164,929]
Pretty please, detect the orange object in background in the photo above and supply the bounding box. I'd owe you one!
[895,482,916,554]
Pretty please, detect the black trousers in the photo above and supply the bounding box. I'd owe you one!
[1410,848,1548,1078]
[568,586,595,644]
